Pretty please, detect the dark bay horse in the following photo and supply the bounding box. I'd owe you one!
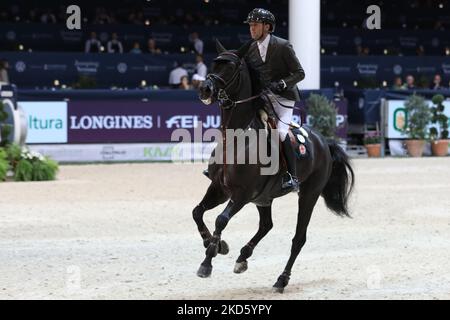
[193,40,355,293]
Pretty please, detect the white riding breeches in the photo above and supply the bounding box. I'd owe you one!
[267,93,296,141]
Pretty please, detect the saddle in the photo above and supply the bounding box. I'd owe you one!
[258,107,312,162]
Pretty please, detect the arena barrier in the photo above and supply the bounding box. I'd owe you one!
[16,88,348,163]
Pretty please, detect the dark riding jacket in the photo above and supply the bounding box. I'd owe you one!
[245,35,305,101]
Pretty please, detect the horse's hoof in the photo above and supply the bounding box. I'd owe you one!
[272,274,289,293]
[272,285,285,294]
[233,261,248,274]
[197,264,212,278]
[218,240,229,255]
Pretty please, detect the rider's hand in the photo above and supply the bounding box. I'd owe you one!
[269,80,287,94]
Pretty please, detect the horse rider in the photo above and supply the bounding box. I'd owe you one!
[244,8,305,192]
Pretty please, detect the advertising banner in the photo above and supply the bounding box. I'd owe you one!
[19,101,68,143]
[67,99,348,143]
[18,98,347,144]
[29,143,216,163]
[67,100,219,143]
[386,100,450,139]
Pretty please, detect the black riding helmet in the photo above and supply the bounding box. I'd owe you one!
[244,8,276,33]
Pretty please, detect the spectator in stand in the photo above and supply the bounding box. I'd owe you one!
[0,59,10,84]
[107,33,123,53]
[362,46,370,56]
[128,11,144,25]
[179,75,192,90]
[168,61,188,89]
[129,42,142,54]
[403,75,416,90]
[94,7,113,24]
[416,45,425,56]
[391,76,403,90]
[27,9,38,23]
[190,32,204,55]
[191,73,205,89]
[430,74,445,90]
[147,38,162,54]
[355,45,363,56]
[85,32,102,53]
[356,45,370,56]
[0,10,9,22]
[40,9,57,24]
[195,54,207,79]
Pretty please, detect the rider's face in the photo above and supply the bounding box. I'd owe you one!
[249,22,266,40]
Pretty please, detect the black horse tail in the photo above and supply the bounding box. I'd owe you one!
[322,140,355,218]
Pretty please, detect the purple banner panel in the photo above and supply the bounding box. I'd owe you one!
[295,99,348,140]
[67,100,220,143]
[67,99,348,143]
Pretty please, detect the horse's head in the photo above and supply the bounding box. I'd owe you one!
[199,39,252,106]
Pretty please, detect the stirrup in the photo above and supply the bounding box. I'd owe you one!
[202,169,209,178]
[281,172,299,192]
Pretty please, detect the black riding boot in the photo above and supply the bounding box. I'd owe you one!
[203,168,210,179]
[281,138,299,192]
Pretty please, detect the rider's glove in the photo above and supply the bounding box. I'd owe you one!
[269,80,287,94]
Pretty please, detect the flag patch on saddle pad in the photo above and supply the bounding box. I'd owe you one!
[299,144,307,155]
[289,125,312,159]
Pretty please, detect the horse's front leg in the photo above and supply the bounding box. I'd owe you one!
[197,199,245,278]
[234,203,273,274]
[193,182,229,252]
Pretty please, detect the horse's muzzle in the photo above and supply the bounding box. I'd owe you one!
[199,80,214,105]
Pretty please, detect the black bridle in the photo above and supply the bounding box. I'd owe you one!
[206,52,260,110]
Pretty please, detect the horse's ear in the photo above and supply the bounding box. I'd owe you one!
[237,40,252,58]
[215,38,226,54]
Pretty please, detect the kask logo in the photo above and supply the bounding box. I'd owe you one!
[117,63,128,74]
[15,61,26,73]
[393,65,403,75]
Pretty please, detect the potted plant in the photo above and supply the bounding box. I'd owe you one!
[306,94,337,140]
[0,148,8,181]
[363,130,381,157]
[7,144,58,181]
[401,94,432,157]
[0,100,13,147]
[429,94,449,156]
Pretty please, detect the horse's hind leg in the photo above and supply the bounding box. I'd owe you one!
[234,203,273,274]
[273,179,323,293]
[197,199,245,278]
[193,182,229,253]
